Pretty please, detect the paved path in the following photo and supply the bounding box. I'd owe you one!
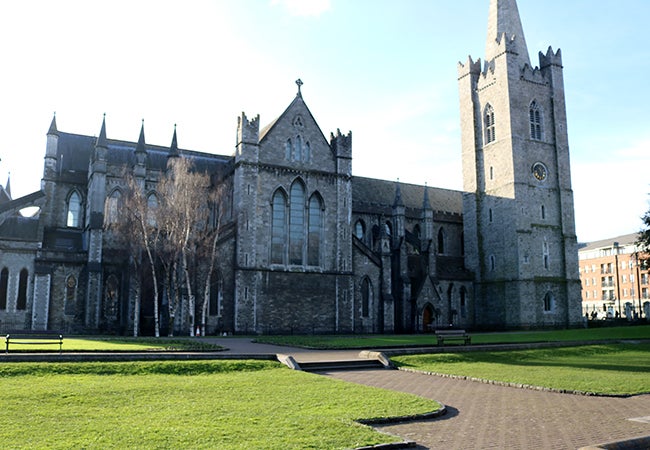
[207,338,650,449]
[328,368,650,450]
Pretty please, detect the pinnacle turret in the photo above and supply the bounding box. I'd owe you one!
[96,114,108,149]
[47,113,58,136]
[168,124,179,158]
[135,120,146,155]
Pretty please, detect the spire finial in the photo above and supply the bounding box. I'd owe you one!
[295,78,303,96]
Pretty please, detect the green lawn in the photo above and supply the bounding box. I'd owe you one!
[5,336,222,352]
[392,343,650,396]
[0,360,440,449]
[254,325,650,349]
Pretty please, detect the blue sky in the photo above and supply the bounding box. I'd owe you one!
[0,0,648,242]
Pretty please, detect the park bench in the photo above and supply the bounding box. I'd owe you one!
[435,329,471,346]
[5,330,64,354]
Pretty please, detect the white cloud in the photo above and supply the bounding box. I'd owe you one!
[271,0,331,17]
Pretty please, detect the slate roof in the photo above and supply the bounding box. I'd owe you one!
[55,131,233,181]
[578,232,640,252]
[0,216,39,241]
[352,176,463,217]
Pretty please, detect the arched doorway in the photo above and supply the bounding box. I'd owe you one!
[422,303,435,332]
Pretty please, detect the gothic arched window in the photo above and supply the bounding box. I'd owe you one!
[543,292,554,312]
[355,220,365,241]
[67,191,82,228]
[485,104,496,144]
[304,142,311,162]
[271,190,287,265]
[147,193,159,227]
[361,277,372,317]
[209,271,223,316]
[17,268,28,310]
[285,139,293,160]
[437,228,446,254]
[0,267,8,310]
[529,101,543,140]
[64,274,77,315]
[104,274,119,320]
[105,190,122,226]
[289,181,305,265]
[307,194,323,266]
[294,136,303,162]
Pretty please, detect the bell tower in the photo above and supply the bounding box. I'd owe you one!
[459,0,582,328]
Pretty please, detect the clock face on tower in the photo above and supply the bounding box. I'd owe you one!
[532,162,548,181]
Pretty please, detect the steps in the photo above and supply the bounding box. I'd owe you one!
[277,351,394,372]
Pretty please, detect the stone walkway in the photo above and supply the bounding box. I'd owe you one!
[328,368,650,450]
[208,337,650,449]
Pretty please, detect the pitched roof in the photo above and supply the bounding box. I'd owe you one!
[578,232,640,252]
[352,176,462,218]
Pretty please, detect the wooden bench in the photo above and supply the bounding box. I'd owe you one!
[435,329,471,346]
[5,330,64,354]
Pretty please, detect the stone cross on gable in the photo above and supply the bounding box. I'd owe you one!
[296,78,303,95]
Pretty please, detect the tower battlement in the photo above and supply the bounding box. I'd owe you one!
[457,56,482,79]
[236,112,260,145]
[330,128,352,157]
[539,46,563,69]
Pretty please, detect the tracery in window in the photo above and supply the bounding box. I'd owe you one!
[67,191,82,227]
[289,180,305,265]
[271,190,287,265]
[485,104,496,144]
[529,101,543,140]
[104,275,119,320]
[307,194,323,266]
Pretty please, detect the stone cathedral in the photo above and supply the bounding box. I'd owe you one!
[0,0,582,335]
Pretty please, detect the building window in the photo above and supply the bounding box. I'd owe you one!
[485,104,496,144]
[437,228,445,254]
[17,268,28,310]
[543,241,550,270]
[489,255,496,271]
[64,275,77,315]
[146,193,158,227]
[307,194,323,266]
[529,101,543,140]
[361,277,371,317]
[67,191,82,228]
[104,275,119,320]
[489,166,494,180]
[105,190,122,225]
[0,267,8,310]
[289,181,305,265]
[489,208,493,223]
[304,142,311,163]
[209,271,222,316]
[355,220,365,241]
[285,139,293,160]
[541,205,546,220]
[271,190,287,265]
[543,292,554,312]
[460,287,467,319]
[294,135,303,161]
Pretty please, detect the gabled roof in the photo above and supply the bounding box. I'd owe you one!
[259,93,330,148]
[578,233,640,252]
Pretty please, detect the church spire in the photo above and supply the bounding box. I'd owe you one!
[485,0,530,66]
[47,113,58,136]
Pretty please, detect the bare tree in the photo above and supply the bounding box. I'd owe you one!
[199,183,227,336]
[116,170,163,337]
[158,157,211,336]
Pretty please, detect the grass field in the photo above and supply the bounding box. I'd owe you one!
[254,324,650,349]
[0,360,440,449]
[4,336,222,352]
[392,343,650,396]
